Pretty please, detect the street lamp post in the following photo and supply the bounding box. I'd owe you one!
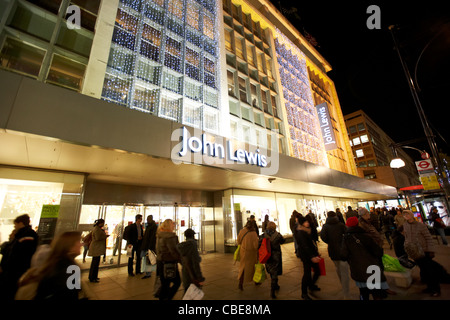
[388,25,450,212]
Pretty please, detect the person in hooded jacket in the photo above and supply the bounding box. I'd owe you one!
[295,215,321,300]
[320,211,350,299]
[259,221,285,299]
[341,216,386,300]
[177,228,205,293]
[156,219,181,300]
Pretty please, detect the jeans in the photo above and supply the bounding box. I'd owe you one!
[333,260,350,298]
[435,228,448,245]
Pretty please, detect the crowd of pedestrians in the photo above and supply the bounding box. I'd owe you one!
[0,205,448,300]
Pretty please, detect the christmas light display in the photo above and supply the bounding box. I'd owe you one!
[275,29,328,167]
[101,0,221,133]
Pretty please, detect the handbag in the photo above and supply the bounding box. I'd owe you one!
[253,262,267,284]
[182,283,204,300]
[404,222,426,260]
[163,262,177,279]
[234,230,250,262]
[258,237,271,264]
[404,242,425,260]
[148,250,157,265]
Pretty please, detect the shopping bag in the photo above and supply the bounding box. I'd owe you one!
[126,245,133,257]
[253,263,267,284]
[312,257,326,276]
[182,283,205,300]
[382,254,406,272]
[234,245,241,262]
[258,237,271,264]
[148,250,157,265]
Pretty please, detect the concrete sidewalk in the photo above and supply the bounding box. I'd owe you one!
[81,235,450,300]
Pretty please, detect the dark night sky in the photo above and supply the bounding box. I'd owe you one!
[271,0,450,158]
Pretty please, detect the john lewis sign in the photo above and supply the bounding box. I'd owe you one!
[316,102,337,151]
[174,127,268,167]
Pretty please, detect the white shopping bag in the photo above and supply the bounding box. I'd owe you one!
[182,283,204,300]
[126,245,133,257]
[148,250,157,265]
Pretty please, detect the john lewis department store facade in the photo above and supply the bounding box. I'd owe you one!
[0,0,397,263]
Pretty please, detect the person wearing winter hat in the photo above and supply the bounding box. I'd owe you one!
[358,208,397,297]
[341,214,386,300]
[358,208,384,248]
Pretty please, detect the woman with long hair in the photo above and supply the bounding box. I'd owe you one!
[156,219,181,300]
[16,231,84,300]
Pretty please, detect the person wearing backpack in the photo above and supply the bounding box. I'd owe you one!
[259,221,285,299]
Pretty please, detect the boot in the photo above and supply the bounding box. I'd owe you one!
[271,288,276,299]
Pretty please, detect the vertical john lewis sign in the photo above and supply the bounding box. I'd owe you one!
[316,102,337,151]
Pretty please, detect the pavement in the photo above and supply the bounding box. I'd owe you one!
[80,235,450,301]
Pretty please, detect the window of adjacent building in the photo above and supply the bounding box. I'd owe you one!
[241,106,251,122]
[247,45,255,66]
[359,161,367,168]
[357,123,366,132]
[140,24,161,62]
[46,54,86,91]
[229,100,240,116]
[0,37,46,78]
[348,125,357,134]
[352,137,361,146]
[363,170,376,180]
[69,0,101,32]
[235,37,244,60]
[360,134,369,144]
[102,74,130,105]
[356,149,364,158]
[261,89,269,113]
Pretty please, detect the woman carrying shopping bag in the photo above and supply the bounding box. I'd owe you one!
[237,221,259,291]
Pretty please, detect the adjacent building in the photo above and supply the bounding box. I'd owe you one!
[0,0,397,265]
[344,110,420,192]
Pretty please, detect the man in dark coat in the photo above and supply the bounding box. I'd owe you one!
[0,214,38,300]
[295,215,321,300]
[123,214,144,276]
[320,211,350,299]
[141,215,157,279]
